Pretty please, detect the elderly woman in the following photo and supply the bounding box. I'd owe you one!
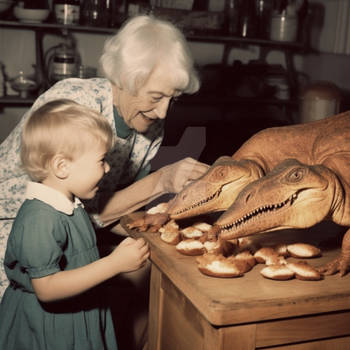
[0,14,208,303]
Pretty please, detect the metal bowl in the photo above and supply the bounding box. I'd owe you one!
[10,72,38,98]
[13,6,50,23]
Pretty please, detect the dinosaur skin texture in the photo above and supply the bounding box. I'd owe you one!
[214,158,350,276]
[130,111,350,275]
[177,110,350,276]
[169,111,350,222]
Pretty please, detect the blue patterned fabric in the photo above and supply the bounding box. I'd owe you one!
[0,77,164,298]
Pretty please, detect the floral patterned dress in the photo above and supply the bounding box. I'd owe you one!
[0,77,164,299]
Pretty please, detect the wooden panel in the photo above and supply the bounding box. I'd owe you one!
[158,273,259,350]
[256,311,350,347]
[159,275,205,350]
[263,335,350,349]
[148,265,163,350]
[219,324,257,350]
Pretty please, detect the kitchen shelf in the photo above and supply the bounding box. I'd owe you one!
[0,95,36,106]
[0,19,306,49]
[0,18,307,109]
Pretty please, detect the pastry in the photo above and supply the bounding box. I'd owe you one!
[254,247,279,264]
[197,254,244,278]
[234,250,256,269]
[181,226,204,239]
[192,222,212,232]
[287,243,321,258]
[274,243,289,257]
[203,239,234,256]
[287,261,322,281]
[260,265,295,280]
[146,202,168,214]
[160,230,181,245]
[176,239,205,256]
[159,220,181,245]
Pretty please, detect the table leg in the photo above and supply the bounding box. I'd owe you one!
[148,264,163,350]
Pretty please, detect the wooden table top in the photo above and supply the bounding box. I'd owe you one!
[121,212,350,326]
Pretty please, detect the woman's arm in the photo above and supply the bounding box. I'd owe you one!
[99,157,209,226]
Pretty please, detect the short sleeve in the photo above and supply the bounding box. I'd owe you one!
[11,205,68,279]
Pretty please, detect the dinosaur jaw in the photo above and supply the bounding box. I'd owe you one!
[217,192,299,240]
[169,186,222,219]
[169,179,252,220]
[169,156,264,220]
[215,159,336,240]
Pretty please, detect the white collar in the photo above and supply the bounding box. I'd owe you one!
[25,182,83,215]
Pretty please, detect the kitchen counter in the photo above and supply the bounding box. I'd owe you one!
[120,212,350,349]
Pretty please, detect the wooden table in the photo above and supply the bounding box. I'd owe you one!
[121,213,350,350]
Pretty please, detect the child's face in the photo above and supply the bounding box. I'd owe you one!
[67,142,110,200]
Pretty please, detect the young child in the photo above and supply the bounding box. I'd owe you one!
[0,99,149,350]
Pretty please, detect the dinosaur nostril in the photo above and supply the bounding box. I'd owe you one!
[245,190,255,203]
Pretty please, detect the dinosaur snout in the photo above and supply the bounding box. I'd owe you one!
[243,188,257,204]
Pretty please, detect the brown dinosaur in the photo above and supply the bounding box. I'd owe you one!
[213,158,350,276]
[129,111,350,233]
[170,110,350,215]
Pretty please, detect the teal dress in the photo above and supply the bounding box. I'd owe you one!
[0,182,118,350]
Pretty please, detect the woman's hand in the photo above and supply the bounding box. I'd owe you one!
[159,157,209,193]
[109,237,150,273]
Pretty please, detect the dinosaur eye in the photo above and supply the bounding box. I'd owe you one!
[287,168,305,182]
[214,166,227,178]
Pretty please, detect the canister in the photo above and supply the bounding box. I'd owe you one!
[300,81,341,123]
[270,13,298,42]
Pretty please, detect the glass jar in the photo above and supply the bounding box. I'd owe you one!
[255,0,273,39]
[300,81,341,123]
[81,0,109,27]
[224,0,240,35]
[270,12,298,42]
[238,0,257,38]
[54,0,80,25]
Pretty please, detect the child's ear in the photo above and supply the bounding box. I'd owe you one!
[51,154,70,179]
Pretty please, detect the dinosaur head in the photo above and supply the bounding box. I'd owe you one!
[216,159,338,240]
[168,156,264,220]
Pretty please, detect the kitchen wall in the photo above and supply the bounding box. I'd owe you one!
[0,0,349,160]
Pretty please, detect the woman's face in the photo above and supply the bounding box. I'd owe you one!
[115,65,181,133]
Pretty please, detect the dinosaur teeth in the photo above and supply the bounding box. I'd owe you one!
[220,193,298,232]
[173,189,221,216]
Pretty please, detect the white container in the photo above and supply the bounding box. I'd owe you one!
[13,7,50,23]
[270,14,298,42]
[300,82,341,123]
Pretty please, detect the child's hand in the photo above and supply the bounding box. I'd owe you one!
[109,237,150,274]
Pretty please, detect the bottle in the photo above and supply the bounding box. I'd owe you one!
[238,0,257,38]
[81,0,108,27]
[46,37,81,84]
[54,0,80,25]
[224,0,239,35]
[255,0,273,39]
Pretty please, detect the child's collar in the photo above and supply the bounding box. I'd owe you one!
[25,182,83,215]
